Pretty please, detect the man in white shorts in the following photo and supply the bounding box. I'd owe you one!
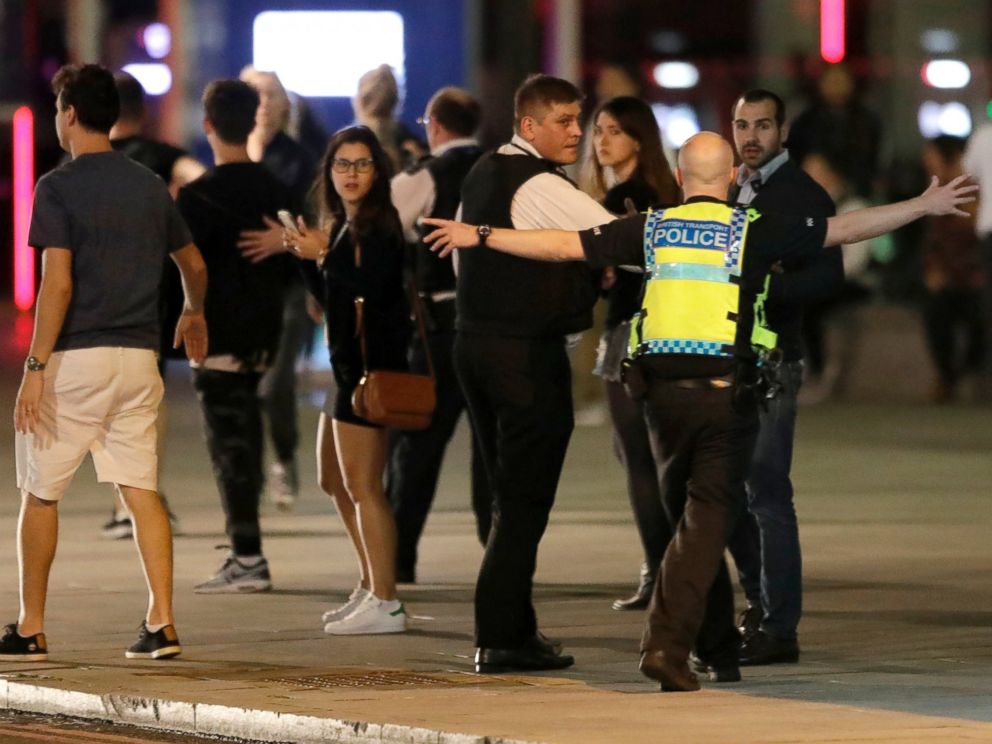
[0,63,207,662]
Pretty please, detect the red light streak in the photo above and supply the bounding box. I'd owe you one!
[821,0,846,64]
[13,106,35,312]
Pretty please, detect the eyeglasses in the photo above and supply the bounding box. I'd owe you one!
[331,158,374,174]
[416,115,431,126]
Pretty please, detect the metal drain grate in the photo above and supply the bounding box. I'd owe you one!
[267,670,503,690]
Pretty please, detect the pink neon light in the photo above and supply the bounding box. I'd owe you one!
[13,106,35,311]
[820,0,846,64]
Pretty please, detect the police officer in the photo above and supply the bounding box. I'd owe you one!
[424,131,976,691]
[387,87,491,583]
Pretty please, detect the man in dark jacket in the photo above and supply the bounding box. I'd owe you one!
[726,89,840,666]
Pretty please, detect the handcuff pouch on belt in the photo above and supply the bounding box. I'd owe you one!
[737,274,783,410]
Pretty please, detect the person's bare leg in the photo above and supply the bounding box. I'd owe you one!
[317,413,369,589]
[119,485,173,627]
[333,420,396,600]
[17,493,59,636]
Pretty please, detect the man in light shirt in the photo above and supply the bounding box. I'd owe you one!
[455,74,615,674]
[387,88,491,584]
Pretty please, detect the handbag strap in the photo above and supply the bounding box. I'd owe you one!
[352,267,436,382]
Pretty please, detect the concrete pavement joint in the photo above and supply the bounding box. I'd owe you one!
[1,680,542,744]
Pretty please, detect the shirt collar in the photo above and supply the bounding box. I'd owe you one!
[737,148,790,186]
[684,195,729,204]
[508,134,543,158]
[431,137,479,156]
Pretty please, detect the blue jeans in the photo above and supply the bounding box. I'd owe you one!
[728,361,803,641]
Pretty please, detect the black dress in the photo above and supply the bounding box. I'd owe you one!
[305,221,410,427]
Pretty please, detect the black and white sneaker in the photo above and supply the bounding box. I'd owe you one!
[100,512,134,540]
[0,623,48,661]
[125,622,182,660]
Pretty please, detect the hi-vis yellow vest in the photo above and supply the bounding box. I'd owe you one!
[629,201,767,359]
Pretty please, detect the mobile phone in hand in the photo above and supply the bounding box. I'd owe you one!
[277,209,301,235]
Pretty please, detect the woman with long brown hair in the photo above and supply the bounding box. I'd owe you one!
[579,96,681,612]
[288,126,410,634]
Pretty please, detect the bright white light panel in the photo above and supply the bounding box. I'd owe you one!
[252,11,405,97]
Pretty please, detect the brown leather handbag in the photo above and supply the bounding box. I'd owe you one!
[351,288,436,430]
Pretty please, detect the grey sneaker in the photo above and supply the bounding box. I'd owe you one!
[321,586,369,624]
[269,460,299,511]
[194,554,272,594]
[100,512,133,540]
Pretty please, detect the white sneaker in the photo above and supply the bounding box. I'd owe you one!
[323,595,406,635]
[321,586,369,624]
[269,461,299,511]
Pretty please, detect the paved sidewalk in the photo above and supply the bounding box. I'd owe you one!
[0,351,990,742]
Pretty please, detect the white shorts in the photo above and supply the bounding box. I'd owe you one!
[15,347,164,501]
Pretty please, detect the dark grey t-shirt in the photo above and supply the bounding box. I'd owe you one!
[28,150,192,351]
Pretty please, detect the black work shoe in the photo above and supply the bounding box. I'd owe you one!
[0,623,48,661]
[639,650,700,692]
[612,562,655,611]
[125,622,182,660]
[739,630,799,666]
[475,644,575,673]
[737,603,762,638]
[688,651,741,683]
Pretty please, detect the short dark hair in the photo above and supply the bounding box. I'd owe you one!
[114,71,145,122]
[203,79,260,145]
[733,89,786,127]
[427,87,481,138]
[52,63,120,134]
[513,74,582,130]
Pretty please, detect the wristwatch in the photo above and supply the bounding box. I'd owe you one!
[477,224,492,246]
[25,356,46,372]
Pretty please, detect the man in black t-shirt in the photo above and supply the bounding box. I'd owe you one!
[424,131,976,691]
[177,79,294,594]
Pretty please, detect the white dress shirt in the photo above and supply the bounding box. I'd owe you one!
[391,137,479,241]
[499,135,616,230]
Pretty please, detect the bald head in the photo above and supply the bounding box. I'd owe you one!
[676,132,736,195]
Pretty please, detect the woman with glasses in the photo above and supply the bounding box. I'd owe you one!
[288,126,410,634]
[579,96,680,612]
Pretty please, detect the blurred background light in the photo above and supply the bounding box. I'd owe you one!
[918,100,972,138]
[142,22,172,59]
[920,28,959,54]
[652,103,701,149]
[652,61,699,89]
[252,11,405,97]
[921,59,971,89]
[122,62,172,95]
[820,0,845,63]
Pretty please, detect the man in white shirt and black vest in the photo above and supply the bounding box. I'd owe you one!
[456,75,615,673]
[387,87,491,584]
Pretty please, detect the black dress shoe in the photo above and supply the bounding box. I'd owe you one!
[739,630,799,666]
[612,562,655,611]
[639,650,700,692]
[475,645,575,673]
[688,652,741,683]
[737,603,761,638]
[532,631,563,656]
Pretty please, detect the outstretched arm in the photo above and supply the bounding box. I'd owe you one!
[422,218,584,262]
[825,175,976,247]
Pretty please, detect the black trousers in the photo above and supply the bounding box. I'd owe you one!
[454,332,574,649]
[923,288,986,388]
[387,315,493,575]
[193,369,265,556]
[640,380,758,664]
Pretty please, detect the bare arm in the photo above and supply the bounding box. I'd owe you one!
[169,242,208,362]
[825,175,976,247]
[15,248,73,433]
[422,218,584,262]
